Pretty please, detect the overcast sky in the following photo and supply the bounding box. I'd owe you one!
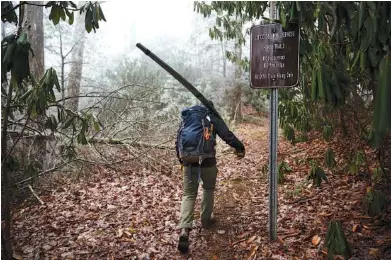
[96,1,196,58]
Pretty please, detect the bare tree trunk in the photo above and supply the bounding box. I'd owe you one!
[66,5,86,111]
[25,1,44,79]
[24,1,47,171]
[1,4,25,256]
[380,133,391,177]
[59,27,66,105]
[231,40,243,123]
[220,40,226,78]
[1,83,14,260]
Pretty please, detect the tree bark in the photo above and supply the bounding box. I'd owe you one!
[220,40,226,78]
[24,1,47,172]
[25,1,44,79]
[1,83,14,260]
[66,5,86,111]
[231,39,243,123]
[380,133,391,177]
[59,26,66,105]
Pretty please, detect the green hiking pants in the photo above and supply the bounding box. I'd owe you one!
[179,165,218,229]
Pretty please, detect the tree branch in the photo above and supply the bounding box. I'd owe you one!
[2,1,89,21]
[1,115,31,165]
[324,2,337,40]
[16,160,73,185]
[64,37,84,59]
[28,185,44,205]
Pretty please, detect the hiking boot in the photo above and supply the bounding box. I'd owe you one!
[177,228,190,254]
[201,216,217,229]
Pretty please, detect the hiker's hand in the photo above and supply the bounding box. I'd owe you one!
[235,149,245,159]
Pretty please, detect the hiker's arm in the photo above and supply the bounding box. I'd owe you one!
[210,114,245,152]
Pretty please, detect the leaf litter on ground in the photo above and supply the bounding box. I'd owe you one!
[10,117,391,259]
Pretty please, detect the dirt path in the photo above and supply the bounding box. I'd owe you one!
[10,119,391,259]
[187,119,271,260]
[188,119,391,260]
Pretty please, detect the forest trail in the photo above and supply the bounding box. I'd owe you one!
[188,118,272,259]
[10,118,391,259]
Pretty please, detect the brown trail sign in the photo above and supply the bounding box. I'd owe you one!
[250,23,300,89]
[249,18,300,241]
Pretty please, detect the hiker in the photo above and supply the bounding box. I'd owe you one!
[175,101,245,254]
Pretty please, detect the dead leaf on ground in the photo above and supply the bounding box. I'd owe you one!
[12,253,23,260]
[237,232,250,239]
[352,224,360,232]
[117,228,123,238]
[231,238,247,246]
[246,245,259,260]
[107,204,116,210]
[369,248,380,257]
[120,237,135,243]
[9,120,383,259]
[247,235,257,244]
[319,212,332,217]
[277,236,285,245]
[311,235,321,246]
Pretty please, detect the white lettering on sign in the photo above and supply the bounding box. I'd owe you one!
[253,72,294,80]
[250,23,300,88]
[254,31,295,40]
[263,62,285,68]
[262,55,286,61]
[262,55,286,69]
[263,43,285,50]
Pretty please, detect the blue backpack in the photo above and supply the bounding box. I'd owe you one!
[177,105,216,165]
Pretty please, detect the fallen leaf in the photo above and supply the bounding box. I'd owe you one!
[237,232,250,239]
[369,248,380,257]
[311,235,321,246]
[120,186,129,191]
[12,253,23,260]
[42,244,52,251]
[352,214,372,219]
[319,212,332,217]
[231,238,247,246]
[217,230,226,234]
[22,246,34,254]
[107,204,116,210]
[128,227,137,233]
[123,230,132,236]
[352,224,360,232]
[247,235,257,244]
[148,247,159,253]
[61,252,74,258]
[247,245,259,260]
[121,237,135,243]
[117,228,123,238]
